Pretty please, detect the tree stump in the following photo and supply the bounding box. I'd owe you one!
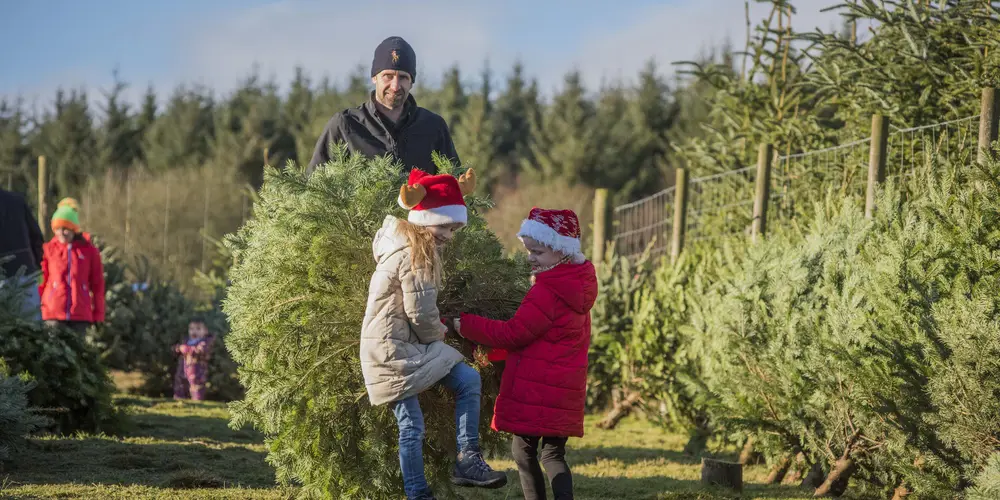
[701,457,743,492]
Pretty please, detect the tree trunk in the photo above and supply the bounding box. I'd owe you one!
[738,437,756,465]
[701,457,743,492]
[800,461,825,489]
[597,391,641,430]
[684,427,711,456]
[814,456,856,497]
[783,452,807,485]
[766,453,794,484]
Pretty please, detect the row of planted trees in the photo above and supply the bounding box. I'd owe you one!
[592,149,1000,498]
[587,0,1000,497]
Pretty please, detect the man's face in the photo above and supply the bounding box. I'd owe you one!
[372,70,412,109]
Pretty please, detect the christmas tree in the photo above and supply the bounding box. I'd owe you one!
[0,264,122,435]
[0,359,49,462]
[224,147,529,498]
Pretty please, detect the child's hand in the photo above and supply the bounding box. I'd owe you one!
[453,318,462,337]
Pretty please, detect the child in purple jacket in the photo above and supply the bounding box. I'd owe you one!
[173,316,214,401]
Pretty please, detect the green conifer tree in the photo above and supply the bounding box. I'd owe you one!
[453,64,497,194]
[284,67,315,165]
[31,88,99,199]
[0,99,29,191]
[97,73,140,174]
[437,65,467,132]
[491,62,538,186]
[142,85,215,172]
[224,148,529,497]
[523,70,596,183]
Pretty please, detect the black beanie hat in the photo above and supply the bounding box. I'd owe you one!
[371,36,417,81]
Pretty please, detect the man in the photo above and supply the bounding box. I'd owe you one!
[0,188,45,320]
[306,36,461,176]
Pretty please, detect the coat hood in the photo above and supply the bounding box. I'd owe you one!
[534,260,598,314]
[372,215,410,264]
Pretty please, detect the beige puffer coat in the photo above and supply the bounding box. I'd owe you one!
[360,216,465,406]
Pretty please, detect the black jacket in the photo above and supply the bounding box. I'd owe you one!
[306,92,460,176]
[0,189,44,278]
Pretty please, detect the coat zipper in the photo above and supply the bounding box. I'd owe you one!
[65,243,73,320]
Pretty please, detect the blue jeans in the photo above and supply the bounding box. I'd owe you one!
[392,362,482,499]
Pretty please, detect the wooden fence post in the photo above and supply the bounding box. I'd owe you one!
[37,156,47,238]
[866,114,889,219]
[592,188,609,267]
[670,168,688,263]
[979,87,999,164]
[751,144,773,243]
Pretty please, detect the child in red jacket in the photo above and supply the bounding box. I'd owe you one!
[455,207,598,500]
[39,198,106,336]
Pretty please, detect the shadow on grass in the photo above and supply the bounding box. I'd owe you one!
[126,412,263,444]
[6,437,275,490]
[571,445,704,466]
[463,473,812,500]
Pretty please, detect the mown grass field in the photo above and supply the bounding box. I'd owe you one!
[1,394,826,499]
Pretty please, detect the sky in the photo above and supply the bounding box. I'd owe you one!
[0,0,852,110]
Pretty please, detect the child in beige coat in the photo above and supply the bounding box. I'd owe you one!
[360,168,506,499]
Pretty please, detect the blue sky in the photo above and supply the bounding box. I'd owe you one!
[1,1,844,108]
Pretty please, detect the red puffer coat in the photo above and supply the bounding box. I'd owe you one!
[39,236,106,323]
[459,260,597,437]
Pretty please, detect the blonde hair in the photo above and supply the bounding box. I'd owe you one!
[398,219,442,284]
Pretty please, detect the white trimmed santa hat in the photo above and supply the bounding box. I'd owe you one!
[398,168,476,226]
[517,207,584,258]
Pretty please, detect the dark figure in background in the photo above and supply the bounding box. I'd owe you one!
[0,188,45,320]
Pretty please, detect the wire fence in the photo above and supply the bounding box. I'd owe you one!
[612,113,984,261]
[4,164,251,293]
[611,187,675,261]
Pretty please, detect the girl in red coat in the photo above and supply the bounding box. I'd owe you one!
[39,198,106,336]
[455,207,598,500]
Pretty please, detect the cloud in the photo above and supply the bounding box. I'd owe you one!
[176,0,503,92]
[562,1,848,93]
[177,0,855,102]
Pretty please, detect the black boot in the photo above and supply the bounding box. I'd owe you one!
[451,447,508,488]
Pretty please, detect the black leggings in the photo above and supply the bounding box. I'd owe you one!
[511,434,573,500]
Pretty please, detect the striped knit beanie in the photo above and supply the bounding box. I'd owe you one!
[51,197,81,233]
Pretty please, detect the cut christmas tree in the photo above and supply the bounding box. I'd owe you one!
[224,148,529,498]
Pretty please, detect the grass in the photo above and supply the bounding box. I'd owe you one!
[0,396,821,500]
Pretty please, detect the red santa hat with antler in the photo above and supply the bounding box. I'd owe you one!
[398,168,477,226]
